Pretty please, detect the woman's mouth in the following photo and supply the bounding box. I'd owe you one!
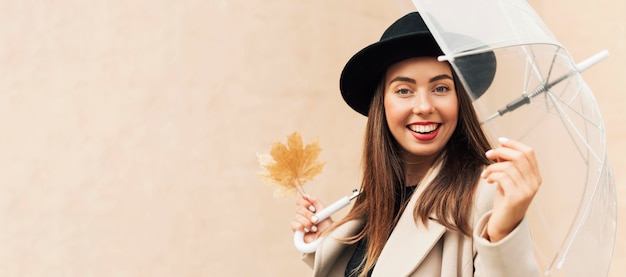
[407,123,441,141]
[408,123,440,134]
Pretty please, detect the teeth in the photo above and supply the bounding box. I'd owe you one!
[410,124,438,133]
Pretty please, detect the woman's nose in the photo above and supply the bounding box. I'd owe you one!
[412,92,435,114]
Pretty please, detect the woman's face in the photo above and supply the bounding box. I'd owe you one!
[383,57,458,161]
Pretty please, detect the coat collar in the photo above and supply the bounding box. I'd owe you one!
[373,159,446,276]
[313,159,446,276]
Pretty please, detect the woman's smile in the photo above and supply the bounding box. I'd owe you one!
[408,122,441,141]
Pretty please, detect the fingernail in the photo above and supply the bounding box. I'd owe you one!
[311,225,318,232]
[485,149,494,156]
[304,228,310,233]
[498,137,509,143]
[308,205,316,213]
[480,169,486,178]
[311,216,318,223]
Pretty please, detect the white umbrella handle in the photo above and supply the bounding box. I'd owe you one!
[294,190,360,253]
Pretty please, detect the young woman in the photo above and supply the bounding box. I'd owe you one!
[291,12,542,276]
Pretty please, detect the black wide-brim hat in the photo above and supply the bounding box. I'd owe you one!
[340,12,497,116]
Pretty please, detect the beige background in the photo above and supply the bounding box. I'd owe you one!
[0,0,623,276]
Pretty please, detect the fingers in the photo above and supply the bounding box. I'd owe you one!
[296,195,318,213]
[290,212,317,233]
[482,138,542,241]
[291,194,329,235]
[303,194,327,212]
[482,161,528,188]
[482,170,536,206]
[291,196,316,232]
[484,137,542,186]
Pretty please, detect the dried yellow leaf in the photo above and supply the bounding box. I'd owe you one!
[257,132,325,197]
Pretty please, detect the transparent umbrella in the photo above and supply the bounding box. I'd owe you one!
[410,0,617,275]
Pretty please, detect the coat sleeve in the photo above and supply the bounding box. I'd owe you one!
[471,179,541,277]
[473,212,541,277]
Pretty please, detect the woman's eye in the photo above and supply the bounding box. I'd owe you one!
[433,86,449,93]
[396,88,411,95]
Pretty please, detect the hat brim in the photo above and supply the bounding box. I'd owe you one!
[339,33,496,116]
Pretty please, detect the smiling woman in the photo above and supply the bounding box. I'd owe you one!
[290,12,542,277]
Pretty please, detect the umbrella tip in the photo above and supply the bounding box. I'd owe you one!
[437,55,453,62]
[576,50,610,72]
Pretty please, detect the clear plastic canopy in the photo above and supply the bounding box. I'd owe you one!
[411,0,617,276]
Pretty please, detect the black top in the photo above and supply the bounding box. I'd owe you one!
[344,185,417,277]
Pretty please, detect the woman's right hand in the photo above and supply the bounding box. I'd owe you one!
[290,194,333,243]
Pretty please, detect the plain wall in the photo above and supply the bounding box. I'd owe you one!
[0,0,623,276]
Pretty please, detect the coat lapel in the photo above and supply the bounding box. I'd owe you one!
[372,162,446,276]
[313,219,364,277]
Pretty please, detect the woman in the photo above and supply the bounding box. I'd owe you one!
[291,12,542,276]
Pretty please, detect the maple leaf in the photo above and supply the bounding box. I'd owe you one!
[257,132,325,197]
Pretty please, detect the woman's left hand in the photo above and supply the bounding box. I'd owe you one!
[482,137,542,242]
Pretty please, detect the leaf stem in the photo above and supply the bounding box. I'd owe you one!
[295,180,307,197]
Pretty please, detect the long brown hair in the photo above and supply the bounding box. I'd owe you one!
[327,70,493,276]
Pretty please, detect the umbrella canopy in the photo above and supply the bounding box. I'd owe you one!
[410,0,617,276]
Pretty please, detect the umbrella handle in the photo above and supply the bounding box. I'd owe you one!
[293,190,360,253]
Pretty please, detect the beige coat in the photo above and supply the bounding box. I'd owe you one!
[302,167,541,277]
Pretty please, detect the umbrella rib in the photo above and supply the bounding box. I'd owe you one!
[543,90,602,272]
[545,91,601,164]
[542,47,560,89]
[529,201,560,267]
[549,89,603,130]
[523,45,560,100]
[556,165,606,270]
[516,108,550,142]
